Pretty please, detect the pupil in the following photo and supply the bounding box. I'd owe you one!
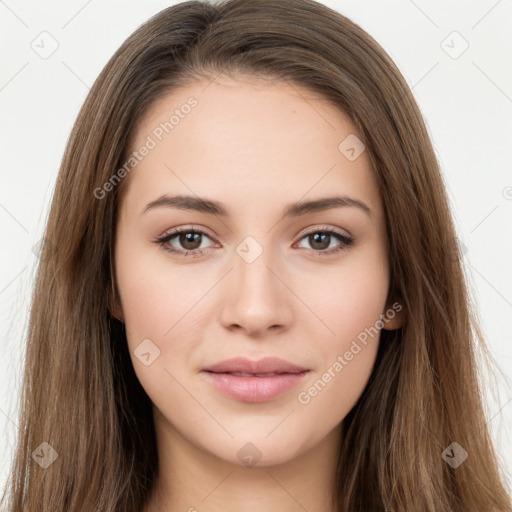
[181,232,200,249]
[311,233,329,250]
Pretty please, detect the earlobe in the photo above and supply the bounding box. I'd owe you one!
[110,303,124,323]
[382,301,406,331]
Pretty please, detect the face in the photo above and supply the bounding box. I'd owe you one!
[113,75,403,467]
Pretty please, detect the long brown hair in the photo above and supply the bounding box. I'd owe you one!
[2,0,510,510]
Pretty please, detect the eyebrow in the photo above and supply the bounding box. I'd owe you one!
[141,194,372,218]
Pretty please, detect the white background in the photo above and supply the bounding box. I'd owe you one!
[1,0,511,501]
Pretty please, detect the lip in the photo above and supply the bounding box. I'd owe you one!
[202,371,310,402]
[202,356,308,374]
[201,356,310,403]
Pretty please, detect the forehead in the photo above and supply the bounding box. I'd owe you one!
[121,75,383,220]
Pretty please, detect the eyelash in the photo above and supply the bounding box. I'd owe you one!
[154,225,354,259]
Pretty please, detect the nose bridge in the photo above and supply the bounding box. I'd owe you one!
[234,234,282,301]
[219,234,292,333]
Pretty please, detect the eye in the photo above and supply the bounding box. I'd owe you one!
[294,228,354,256]
[154,226,354,258]
[154,226,217,258]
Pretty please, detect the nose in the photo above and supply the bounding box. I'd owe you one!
[218,242,294,337]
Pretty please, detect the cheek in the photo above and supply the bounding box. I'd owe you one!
[115,232,206,342]
[114,236,201,399]
[306,246,389,345]
[294,250,388,415]
[294,300,384,428]
[114,239,209,408]
[295,343,378,433]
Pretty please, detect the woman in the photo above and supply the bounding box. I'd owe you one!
[1,0,510,510]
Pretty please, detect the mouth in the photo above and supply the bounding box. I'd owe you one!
[201,356,308,375]
[201,369,311,402]
[206,371,302,377]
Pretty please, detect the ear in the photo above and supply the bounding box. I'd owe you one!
[381,299,406,331]
[108,280,124,322]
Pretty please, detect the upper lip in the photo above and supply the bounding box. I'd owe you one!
[202,356,308,374]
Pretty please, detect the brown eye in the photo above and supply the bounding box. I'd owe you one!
[155,228,215,257]
[177,231,203,250]
[154,227,354,259]
[296,229,354,256]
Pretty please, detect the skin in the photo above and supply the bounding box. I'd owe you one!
[112,74,405,512]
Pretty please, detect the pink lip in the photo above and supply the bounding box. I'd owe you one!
[202,371,310,402]
[202,356,307,374]
[201,356,310,403]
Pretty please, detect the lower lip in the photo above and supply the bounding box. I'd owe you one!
[201,371,310,402]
